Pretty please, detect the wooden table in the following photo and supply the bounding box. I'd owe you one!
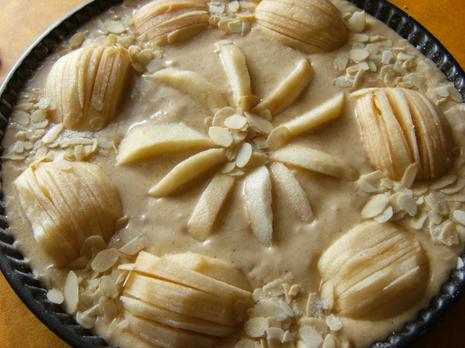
[0,1,464,347]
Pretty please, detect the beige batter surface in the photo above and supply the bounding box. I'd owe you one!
[1,0,464,347]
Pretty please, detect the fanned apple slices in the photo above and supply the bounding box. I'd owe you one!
[255,0,348,53]
[46,44,130,131]
[354,88,454,180]
[14,160,122,266]
[122,251,252,348]
[133,0,209,46]
[318,221,429,320]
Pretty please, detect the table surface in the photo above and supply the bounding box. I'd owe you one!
[0,1,464,347]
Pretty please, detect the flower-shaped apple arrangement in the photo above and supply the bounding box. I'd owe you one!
[117,40,356,246]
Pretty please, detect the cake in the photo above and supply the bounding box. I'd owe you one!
[2,0,465,347]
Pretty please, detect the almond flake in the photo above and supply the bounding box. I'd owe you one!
[374,206,394,223]
[236,143,253,168]
[320,281,334,311]
[99,297,118,320]
[119,235,145,255]
[31,109,47,122]
[208,126,233,147]
[438,221,459,246]
[13,110,30,126]
[99,275,118,298]
[91,248,120,273]
[105,20,126,34]
[266,327,283,341]
[322,334,338,348]
[334,53,349,72]
[245,112,273,134]
[425,192,449,215]
[453,210,465,226]
[409,212,428,230]
[225,114,248,130]
[347,11,366,33]
[69,31,88,48]
[222,161,236,173]
[305,293,320,317]
[325,315,342,332]
[381,50,394,65]
[400,163,418,188]
[441,178,465,194]
[350,48,369,63]
[47,288,64,304]
[42,124,63,144]
[431,174,457,190]
[397,192,417,216]
[361,194,389,218]
[334,76,352,88]
[299,326,323,347]
[457,257,464,269]
[245,317,269,338]
[76,310,96,329]
[64,271,79,313]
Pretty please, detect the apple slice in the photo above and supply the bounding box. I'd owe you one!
[126,313,216,348]
[121,296,236,337]
[270,162,313,222]
[267,93,345,149]
[163,252,251,291]
[150,68,228,113]
[124,273,237,325]
[373,90,412,179]
[133,252,250,302]
[216,42,252,111]
[148,148,227,197]
[253,59,313,115]
[117,123,213,165]
[188,175,235,241]
[271,145,357,180]
[242,166,273,246]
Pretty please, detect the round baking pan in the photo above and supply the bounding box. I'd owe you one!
[0,1,464,347]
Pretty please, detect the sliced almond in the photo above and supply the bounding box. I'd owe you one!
[236,143,253,168]
[47,288,64,304]
[225,114,248,130]
[91,248,120,273]
[64,271,79,313]
[361,194,389,219]
[208,126,234,147]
